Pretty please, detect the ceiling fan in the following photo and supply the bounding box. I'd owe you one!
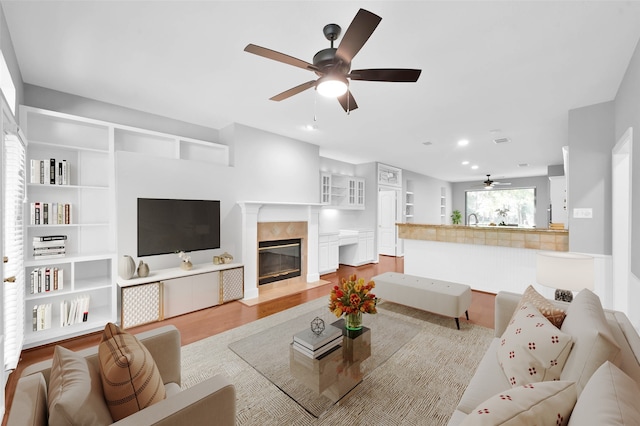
[481,174,511,189]
[244,8,422,112]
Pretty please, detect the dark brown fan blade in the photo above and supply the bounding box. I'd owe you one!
[337,90,359,112]
[335,9,381,64]
[349,68,422,82]
[244,44,319,72]
[270,80,317,101]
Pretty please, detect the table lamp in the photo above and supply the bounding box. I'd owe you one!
[536,251,594,302]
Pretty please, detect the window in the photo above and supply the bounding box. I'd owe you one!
[3,130,25,371]
[465,187,536,227]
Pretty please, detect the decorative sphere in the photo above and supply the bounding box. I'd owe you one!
[310,317,325,335]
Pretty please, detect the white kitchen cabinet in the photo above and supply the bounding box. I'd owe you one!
[321,172,365,210]
[320,172,331,205]
[319,233,339,274]
[338,230,375,267]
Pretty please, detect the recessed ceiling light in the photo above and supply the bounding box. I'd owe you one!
[304,124,318,131]
[518,163,529,167]
[461,161,469,165]
[471,165,479,170]
[458,139,469,146]
[422,141,433,146]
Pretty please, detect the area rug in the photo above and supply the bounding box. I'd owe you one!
[180,297,494,425]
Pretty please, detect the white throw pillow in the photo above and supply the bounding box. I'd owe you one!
[460,380,577,426]
[497,302,573,387]
[560,289,620,394]
[568,361,640,425]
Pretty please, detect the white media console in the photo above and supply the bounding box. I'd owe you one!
[117,262,244,329]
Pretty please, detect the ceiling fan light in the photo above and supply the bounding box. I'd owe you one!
[317,76,348,97]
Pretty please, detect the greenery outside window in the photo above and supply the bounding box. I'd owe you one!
[465,187,536,228]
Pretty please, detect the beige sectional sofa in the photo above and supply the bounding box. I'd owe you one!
[448,289,640,425]
[7,325,236,426]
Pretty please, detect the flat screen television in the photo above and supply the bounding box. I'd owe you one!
[137,198,221,257]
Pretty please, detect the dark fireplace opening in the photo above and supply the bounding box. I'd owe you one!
[258,238,302,285]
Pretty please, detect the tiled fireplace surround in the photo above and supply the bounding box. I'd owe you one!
[238,202,321,300]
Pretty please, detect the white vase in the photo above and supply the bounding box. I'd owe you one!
[119,255,136,279]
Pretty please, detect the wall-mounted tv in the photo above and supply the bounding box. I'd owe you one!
[137,198,221,257]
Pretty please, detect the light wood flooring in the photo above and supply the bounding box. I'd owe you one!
[3,256,495,425]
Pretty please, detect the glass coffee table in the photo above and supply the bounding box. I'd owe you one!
[229,307,419,417]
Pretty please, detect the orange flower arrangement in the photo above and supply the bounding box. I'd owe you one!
[329,274,378,317]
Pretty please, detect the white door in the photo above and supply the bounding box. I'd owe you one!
[378,190,397,256]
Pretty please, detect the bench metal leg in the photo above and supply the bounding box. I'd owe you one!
[455,317,460,330]
[465,310,469,320]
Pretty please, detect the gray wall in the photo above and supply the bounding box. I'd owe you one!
[452,175,549,228]
[615,36,640,276]
[24,84,218,142]
[567,101,615,255]
[0,3,24,114]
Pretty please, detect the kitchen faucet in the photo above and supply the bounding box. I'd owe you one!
[467,213,478,226]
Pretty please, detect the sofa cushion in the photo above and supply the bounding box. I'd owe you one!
[560,289,620,394]
[48,345,112,426]
[512,285,566,328]
[98,322,166,421]
[568,361,640,425]
[460,380,576,426]
[497,302,573,387]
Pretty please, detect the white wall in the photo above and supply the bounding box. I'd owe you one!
[116,152,240,270]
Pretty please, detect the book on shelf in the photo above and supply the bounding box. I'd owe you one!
[30,267,64,294]
[33,235,67,242]
[33,239,66,248]
[293,323,342,351]
[30,203,71,225]
[292,337,342,359]
[32,303,52,331]
[30,158,70,185]
[60,294,90,327]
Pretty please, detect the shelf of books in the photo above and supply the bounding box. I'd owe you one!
[20,105,117,349]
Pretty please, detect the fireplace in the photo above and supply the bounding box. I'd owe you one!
[258,238,302,285]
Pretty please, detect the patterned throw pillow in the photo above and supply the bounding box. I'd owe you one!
[497,302,573,387]
[513,285,566,328]
[98,322,166,421]
[460,381,577,426]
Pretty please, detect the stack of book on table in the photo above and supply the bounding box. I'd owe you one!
[33,235,67,259]
[292,323,343,359]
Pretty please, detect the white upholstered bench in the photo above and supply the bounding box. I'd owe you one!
[372,272,473,329]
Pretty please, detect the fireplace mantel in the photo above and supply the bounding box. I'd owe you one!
[238,201,321,300]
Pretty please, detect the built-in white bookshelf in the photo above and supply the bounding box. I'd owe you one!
[20,105,117,348]
[20,105,231,348]
[405,180,414,222]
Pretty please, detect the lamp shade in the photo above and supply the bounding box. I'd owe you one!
[536,251,594,292]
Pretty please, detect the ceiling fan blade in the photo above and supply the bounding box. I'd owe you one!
[270,80,317,101]
[349,68,422,82]
[337,90,359,112]
[335,9,381,64]
[244,44,319,72]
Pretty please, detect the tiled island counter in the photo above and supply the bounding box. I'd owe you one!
[397,224,569,296]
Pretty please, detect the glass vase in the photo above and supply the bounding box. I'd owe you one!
[345,311,363,330]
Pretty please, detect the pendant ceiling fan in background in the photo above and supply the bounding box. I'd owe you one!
[244,8,422,112]
[480,174,511,189]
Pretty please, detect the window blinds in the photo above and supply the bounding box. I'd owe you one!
[3,132,25,371]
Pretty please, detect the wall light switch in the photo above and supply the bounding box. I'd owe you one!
[573,208,593,219]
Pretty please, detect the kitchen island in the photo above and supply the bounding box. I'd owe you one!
[397,224,570,296]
